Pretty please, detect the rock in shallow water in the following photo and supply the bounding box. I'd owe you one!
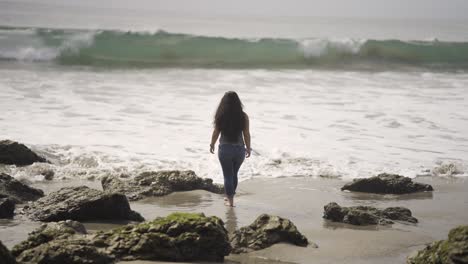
[0,198,15,218]
[22,186,144,222]
[0,240,16,264]
[323,202,418,226]
[230,214,310,254]
[101,170,224,201]
[0,173,44,203]
[0,140,48,166]
[341,173,433,194]
[408,225,468,264]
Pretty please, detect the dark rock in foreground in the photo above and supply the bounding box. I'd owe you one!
[0,173,44,203]
[408,225,468,264]
[12,220,87,257]
[16,239,113,264]
[341,173,433,194]
[0,240,16,264]
[230,214,310,254]
[12,212,231,263]
[91,212,231,262]
[0,140,48,166]
[101,170,224,201]
[0,198,15,218]
[323,202,418,226]
[22,186,144,222]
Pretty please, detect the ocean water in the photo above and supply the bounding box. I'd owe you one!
[0,1,467,183]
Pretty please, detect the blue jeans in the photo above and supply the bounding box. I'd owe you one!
[218,144,245,197]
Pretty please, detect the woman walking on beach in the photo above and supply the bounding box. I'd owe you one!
[210,91,251,207]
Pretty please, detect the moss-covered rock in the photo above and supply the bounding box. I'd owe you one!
[11,220,87,257]
[323,202,418,226]
[407,225,468,264]
[16,239,114,264]
[341,173,433,194]
[22,186,144,222]
[230,214,309,254]
[0,140,48,166]
[12,212,230,263]
[101,170,224,201]
[0,173,44,203]
[0,240,16,264]
[91,212,231,262]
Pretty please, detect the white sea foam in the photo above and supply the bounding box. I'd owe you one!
[299,38,365,57]
[0,29,95,62]
[1,68,467,183]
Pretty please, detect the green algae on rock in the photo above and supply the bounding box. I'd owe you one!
[16,239,114,264]
[12,221,113,264]
[91,212,231,262]
[12,212,231,263]
[323,202,418,226]
[101,170,224,201]
[230,214,310,254]
[11,220,87,257]
[341,173,433,194]
[407,225,468,264]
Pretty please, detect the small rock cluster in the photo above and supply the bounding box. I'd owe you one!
[323,202,418,226]
[341,173,433,194]
[101,170,224,201]
[230,214,310,253]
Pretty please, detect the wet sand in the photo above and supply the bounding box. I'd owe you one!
[1,176,467,263]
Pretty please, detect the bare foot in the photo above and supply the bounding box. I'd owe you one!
[225,196,235,207]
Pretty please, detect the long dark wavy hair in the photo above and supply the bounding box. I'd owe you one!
[214,91,246,141]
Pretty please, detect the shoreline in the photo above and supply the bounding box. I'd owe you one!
[1,175,467,263]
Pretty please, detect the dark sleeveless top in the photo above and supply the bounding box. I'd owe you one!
[219,132,244,146]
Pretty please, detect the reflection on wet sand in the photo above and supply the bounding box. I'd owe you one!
[225,207,238,234]
[343,190,433,201]
[137,190,215,209]
[322,220,381,231]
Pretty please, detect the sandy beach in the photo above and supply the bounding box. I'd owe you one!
[1,175,466,263]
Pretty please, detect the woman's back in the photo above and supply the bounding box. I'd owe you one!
[219,131,244,146]
[210,91,251,207]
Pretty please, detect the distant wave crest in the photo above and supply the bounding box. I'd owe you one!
[1,26,468,70]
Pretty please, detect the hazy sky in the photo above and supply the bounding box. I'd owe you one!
[3,0,468,20]
[141,0,468,19]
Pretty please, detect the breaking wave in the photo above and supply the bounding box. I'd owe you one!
[1,26,468,70]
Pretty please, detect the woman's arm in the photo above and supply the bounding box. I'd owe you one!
[243,114,251,158]
[210,127,220,154]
